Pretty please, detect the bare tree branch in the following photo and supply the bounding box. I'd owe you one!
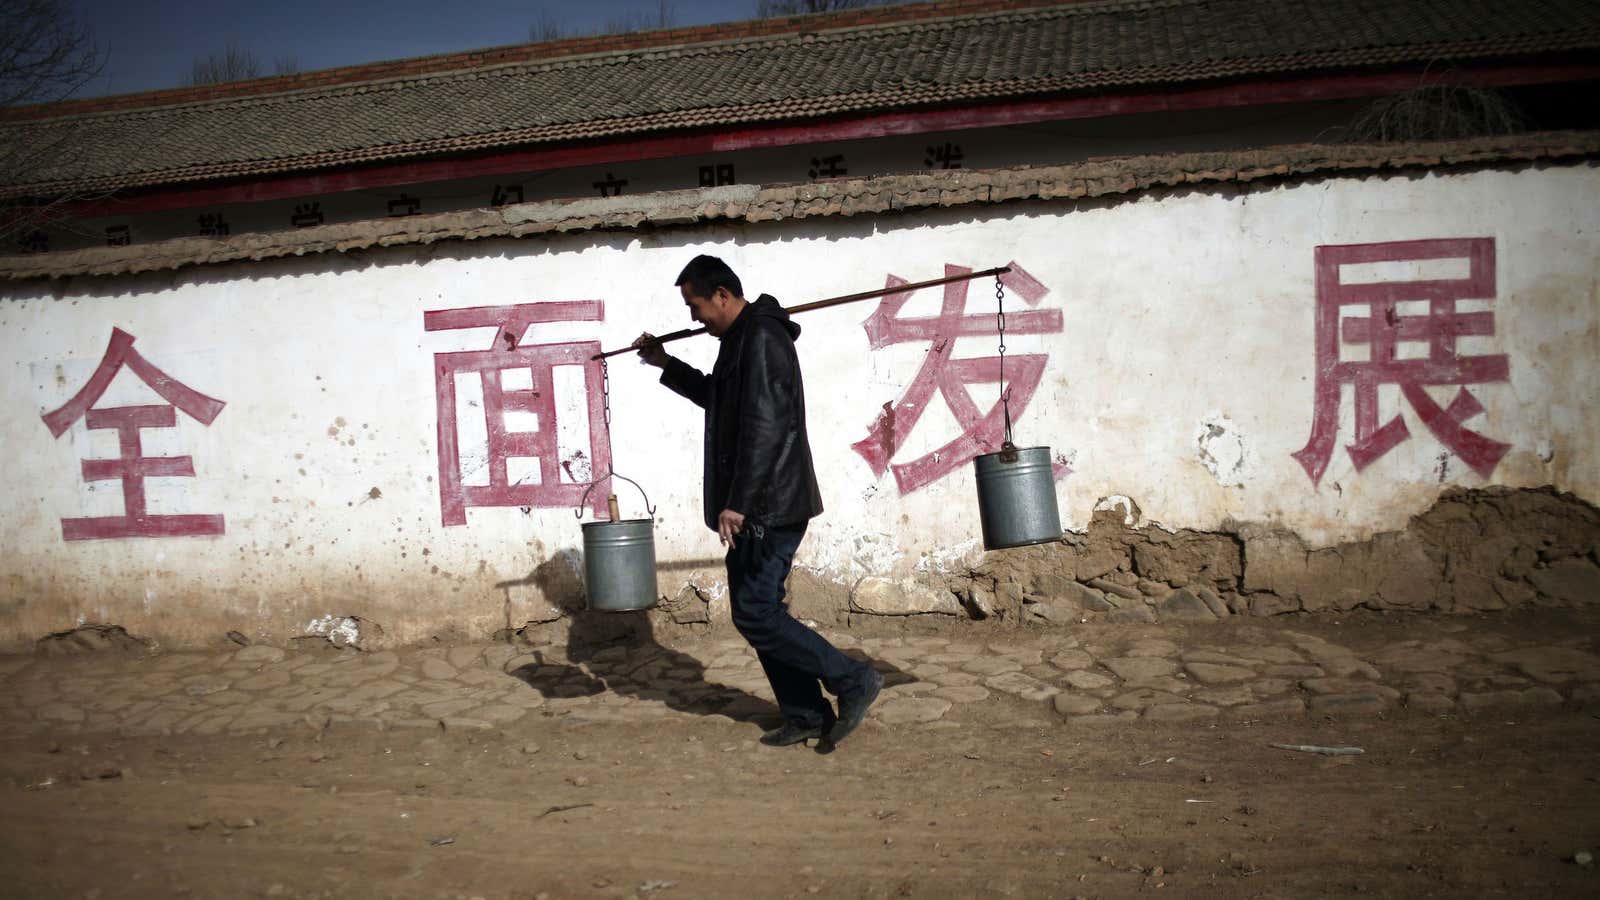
[0,0,107,250]
[755,0,900,16]
[599,1,676,35]
[529,10,568,42]
[185,40,264,86]
[530,2,676,42]
[0,0,103,108]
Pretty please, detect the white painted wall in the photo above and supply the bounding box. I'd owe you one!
[3,165,1596,645]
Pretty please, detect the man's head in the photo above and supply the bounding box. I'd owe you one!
[675,254,746,338]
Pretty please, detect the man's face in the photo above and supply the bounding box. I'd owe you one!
[681,284,740,337]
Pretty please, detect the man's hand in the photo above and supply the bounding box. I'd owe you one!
[633,332,668,368]
[717,508,745,547]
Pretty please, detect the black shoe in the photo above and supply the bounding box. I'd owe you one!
[827,668,884,745]
[759,721,827,747]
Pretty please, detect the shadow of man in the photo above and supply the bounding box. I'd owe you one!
[499,554,916,737]
[501,555,783,726]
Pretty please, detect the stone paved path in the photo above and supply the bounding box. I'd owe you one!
[3,617,1598,739]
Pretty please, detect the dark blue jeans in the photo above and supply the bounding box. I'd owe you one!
[727,521,868,728]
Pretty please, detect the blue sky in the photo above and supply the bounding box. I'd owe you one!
[72,1,762,97]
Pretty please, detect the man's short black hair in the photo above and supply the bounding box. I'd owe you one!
[675,254,743,300]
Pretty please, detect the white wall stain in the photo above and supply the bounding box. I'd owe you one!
[1194,411,1254,487]
[914,537,982,573]
[846,530,904,578]
[305,615,361,645]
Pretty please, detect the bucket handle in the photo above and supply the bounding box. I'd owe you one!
[574,473,656,521]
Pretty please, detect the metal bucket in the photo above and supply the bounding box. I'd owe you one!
[582,518,659,611]
[974,445,1062,550]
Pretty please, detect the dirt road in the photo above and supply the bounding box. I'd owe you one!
[3,611,1599,898]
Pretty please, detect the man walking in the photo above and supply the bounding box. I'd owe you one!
[634,255,882,748]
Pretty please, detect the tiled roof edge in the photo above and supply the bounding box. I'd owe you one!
[0,0,1072,122]
[10,37,1596,202]
[4,131,1596,283]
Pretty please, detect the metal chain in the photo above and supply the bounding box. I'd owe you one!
[599,358,612,445]
[577,357,655,518]
[995,274,1014,448]
[599,357,617,478]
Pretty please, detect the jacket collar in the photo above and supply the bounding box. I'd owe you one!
[717,298,753,341]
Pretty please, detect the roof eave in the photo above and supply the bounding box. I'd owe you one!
[9,55,1597,212]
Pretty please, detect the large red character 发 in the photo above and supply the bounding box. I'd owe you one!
[852,262,1065,494]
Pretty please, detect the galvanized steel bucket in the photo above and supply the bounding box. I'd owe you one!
[576,477,659,612]
[582,517,659,612]
[974,444,1062,550]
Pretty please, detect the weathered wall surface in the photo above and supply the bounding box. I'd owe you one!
[922,485,1600,630]
[2,161,1597,648]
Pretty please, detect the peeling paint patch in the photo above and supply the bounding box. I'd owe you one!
[1195,412,1253,487]
[306,615,361,646]
[914,537,982,573]
[1053,448,1076,477]
[812,527,906,580]
[1093,495,1141,526]
[560,449,592,484]
[681,569,730,620]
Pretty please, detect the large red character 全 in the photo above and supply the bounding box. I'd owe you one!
[852,262,1065,494]
[424,301,612,526]
[1293,238,1511,485]
[40,328,226,540]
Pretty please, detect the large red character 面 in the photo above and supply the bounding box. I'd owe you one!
[1293,238,1511,485]
[852,262,1065,494]
[424,301,612,526]
[40,328,227,540]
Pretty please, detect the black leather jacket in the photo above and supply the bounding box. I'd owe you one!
[659,294,825,531]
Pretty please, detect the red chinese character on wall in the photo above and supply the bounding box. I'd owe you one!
[1294,238,1511,485]
[852,262,1066,494]
[424,302,612,526]
[40,328,226,540]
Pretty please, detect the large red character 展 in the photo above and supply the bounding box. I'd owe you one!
[852,262,1065,494]
[1294,238,1511,485]
[424,301,612,526]
[41,328,226,540]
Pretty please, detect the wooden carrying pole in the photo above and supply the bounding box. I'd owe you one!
[590,266,1013,361]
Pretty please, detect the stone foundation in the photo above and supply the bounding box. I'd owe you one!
[27,486,1600,652]
[789,486,1600,630]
